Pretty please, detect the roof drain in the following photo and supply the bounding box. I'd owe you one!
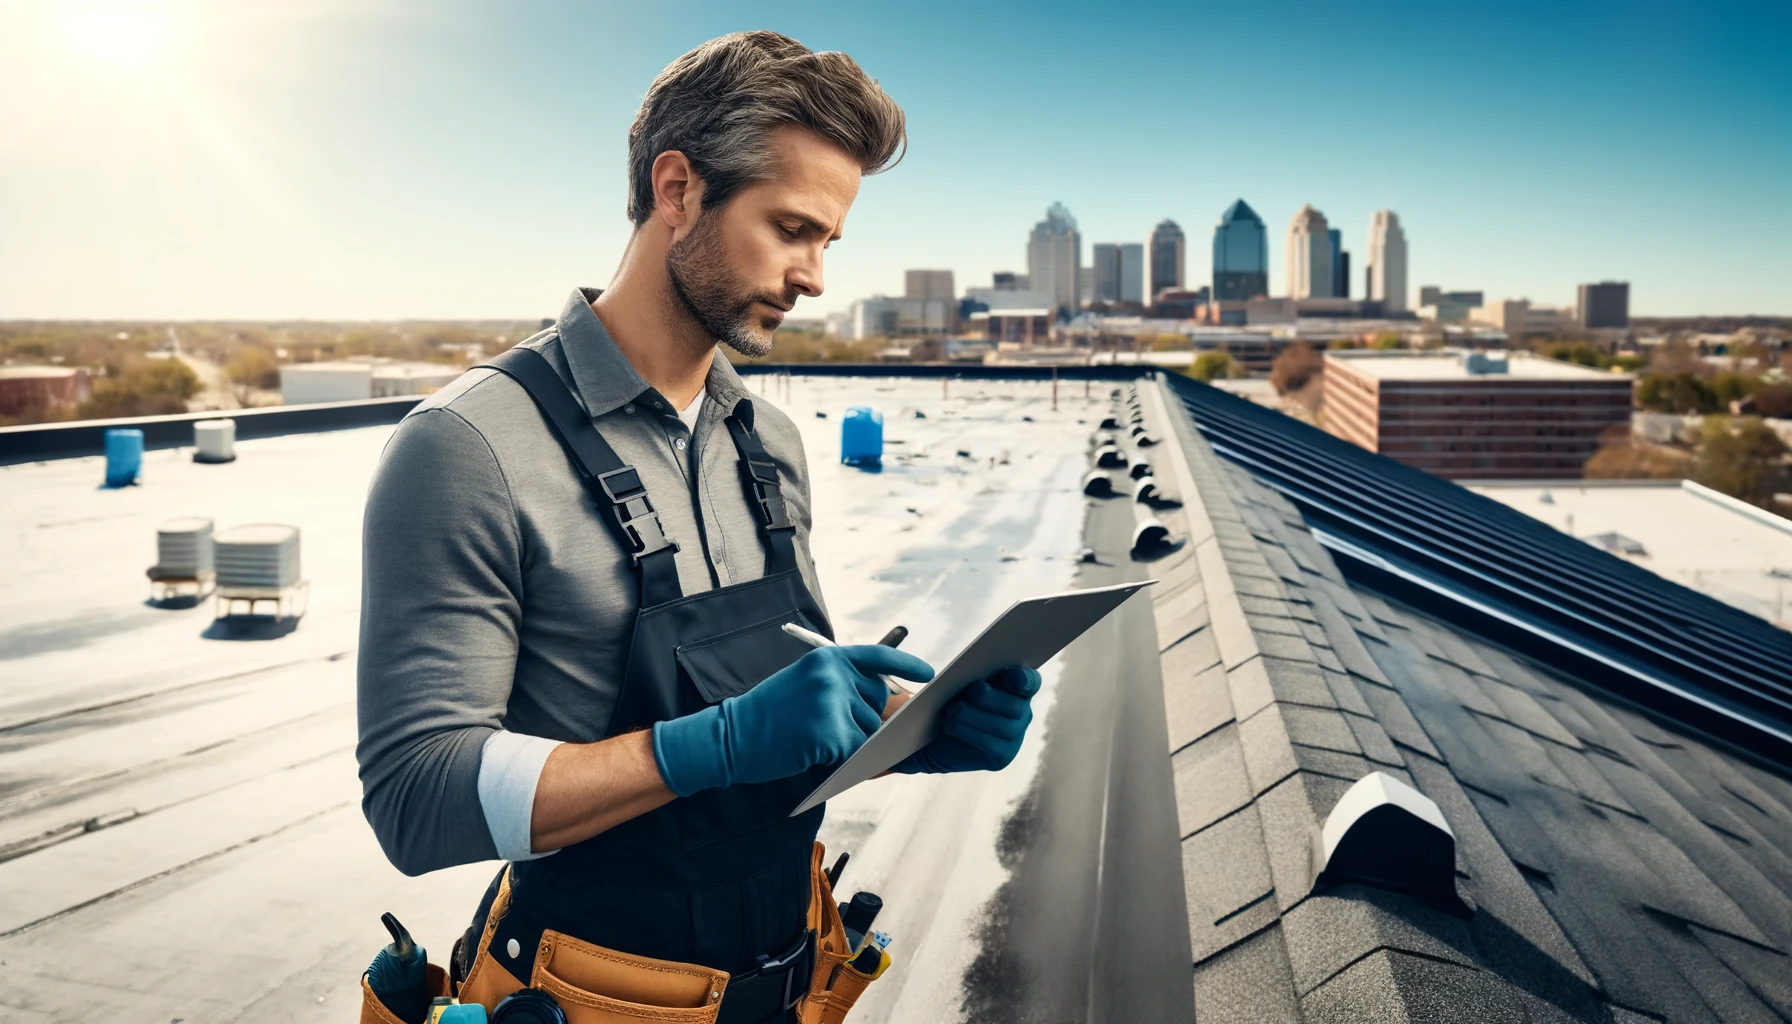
[1310,772,1470,917]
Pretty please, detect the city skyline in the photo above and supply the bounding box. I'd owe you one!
[1,0,1787,321]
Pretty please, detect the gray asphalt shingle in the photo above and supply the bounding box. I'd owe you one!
[1139,375,1792,1022]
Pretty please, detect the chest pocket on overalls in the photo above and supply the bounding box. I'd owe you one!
[673,609,833,852]
[673,611,821,703]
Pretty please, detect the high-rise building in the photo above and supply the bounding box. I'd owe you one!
[1212,199,1268,301]
[1149,220,1186,297]
[905,269,956,331]
[1578,282,1630,329]
[1026,202,1081,316]
[1328,228,1350,299]
[1119,243,1145,304]
[1367,210,1409,313]
[1091,242,1147,305]
[904,269,955,304]
[1092,243,1120,303]
[1286,205,1332,300]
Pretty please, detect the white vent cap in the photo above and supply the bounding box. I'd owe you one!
[1321,771,1452,861]
[1314,771,1465,913]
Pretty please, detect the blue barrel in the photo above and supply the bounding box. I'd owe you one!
[840,406,883,466]
[105,428,144,487]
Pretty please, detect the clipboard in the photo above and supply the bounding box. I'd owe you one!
[790,578,1156,815]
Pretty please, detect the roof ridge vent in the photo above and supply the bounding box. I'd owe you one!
[1311,771,1469,916]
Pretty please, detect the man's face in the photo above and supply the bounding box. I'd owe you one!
[667,127,862,358]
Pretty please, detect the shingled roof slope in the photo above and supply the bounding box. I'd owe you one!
[1130,379,1792,1022]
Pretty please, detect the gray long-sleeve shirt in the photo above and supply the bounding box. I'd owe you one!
[356,288,825,876]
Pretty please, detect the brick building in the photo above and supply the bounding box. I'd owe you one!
[0,366,92,420]
[1322,349,1633,479]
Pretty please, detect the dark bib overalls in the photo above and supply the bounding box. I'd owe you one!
[462,347,830,1023]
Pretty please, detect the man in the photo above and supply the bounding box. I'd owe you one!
[356,31,1040,1023]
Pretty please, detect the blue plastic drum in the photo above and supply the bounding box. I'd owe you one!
[840,406,883,466]
[105,428,144,487]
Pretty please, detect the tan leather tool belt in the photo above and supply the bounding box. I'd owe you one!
[358,844,885,1024]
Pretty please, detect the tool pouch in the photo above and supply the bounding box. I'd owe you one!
[456,869,730,1024]
[359,964,451,1024]
[795,844,888,1024]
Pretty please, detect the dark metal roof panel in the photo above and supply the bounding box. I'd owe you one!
[1163,373,1792,764]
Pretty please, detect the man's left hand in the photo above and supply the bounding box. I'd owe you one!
[892,665,1041,774]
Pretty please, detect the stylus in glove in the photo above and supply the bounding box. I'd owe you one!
[891,665,1041,774]
[653,645,936,797]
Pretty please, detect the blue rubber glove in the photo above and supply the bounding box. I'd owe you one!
[893,665,1041,774]
[653,645,936,797]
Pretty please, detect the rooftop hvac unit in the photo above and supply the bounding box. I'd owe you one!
[148,517,216,604]
[193,419,236,463]
[215,524,300,588]
[1462,351,1510,375]
[214,524,309,621]
[156,518,215,575]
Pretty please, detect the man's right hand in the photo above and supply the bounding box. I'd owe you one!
[652,645,935,797]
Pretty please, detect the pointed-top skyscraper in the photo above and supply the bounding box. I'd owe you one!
[1212,200,1268,301]
[1027,202,1081,316]
[1285,205,1333,300]
[1367,211,1408,313]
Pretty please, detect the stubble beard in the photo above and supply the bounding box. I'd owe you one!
[666,211,786,359]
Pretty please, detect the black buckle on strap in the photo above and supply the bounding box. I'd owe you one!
[751,928,815,1011]
[595,467,678,560]
[744,457,794,532]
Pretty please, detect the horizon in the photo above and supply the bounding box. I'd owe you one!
[2,0,1788,322]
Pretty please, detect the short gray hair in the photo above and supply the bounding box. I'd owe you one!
[627,32,906,225]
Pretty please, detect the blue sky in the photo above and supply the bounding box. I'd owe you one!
[1,0,1787,320]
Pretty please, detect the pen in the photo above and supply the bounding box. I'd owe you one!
[782,621,911,694]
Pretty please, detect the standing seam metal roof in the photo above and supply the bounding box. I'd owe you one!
[1132,377,1792,1022]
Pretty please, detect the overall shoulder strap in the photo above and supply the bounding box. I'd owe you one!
[722,399,799,576]
[479,347,683,607]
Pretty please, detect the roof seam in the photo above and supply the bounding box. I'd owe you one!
[1170,719,1236,759]
[1297,943,1486,1000]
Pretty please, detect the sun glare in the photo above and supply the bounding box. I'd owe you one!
[49,0,190,72]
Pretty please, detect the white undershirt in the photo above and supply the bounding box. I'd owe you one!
[678,391,705,431]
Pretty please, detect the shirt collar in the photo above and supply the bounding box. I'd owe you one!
[556,287,752,420]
